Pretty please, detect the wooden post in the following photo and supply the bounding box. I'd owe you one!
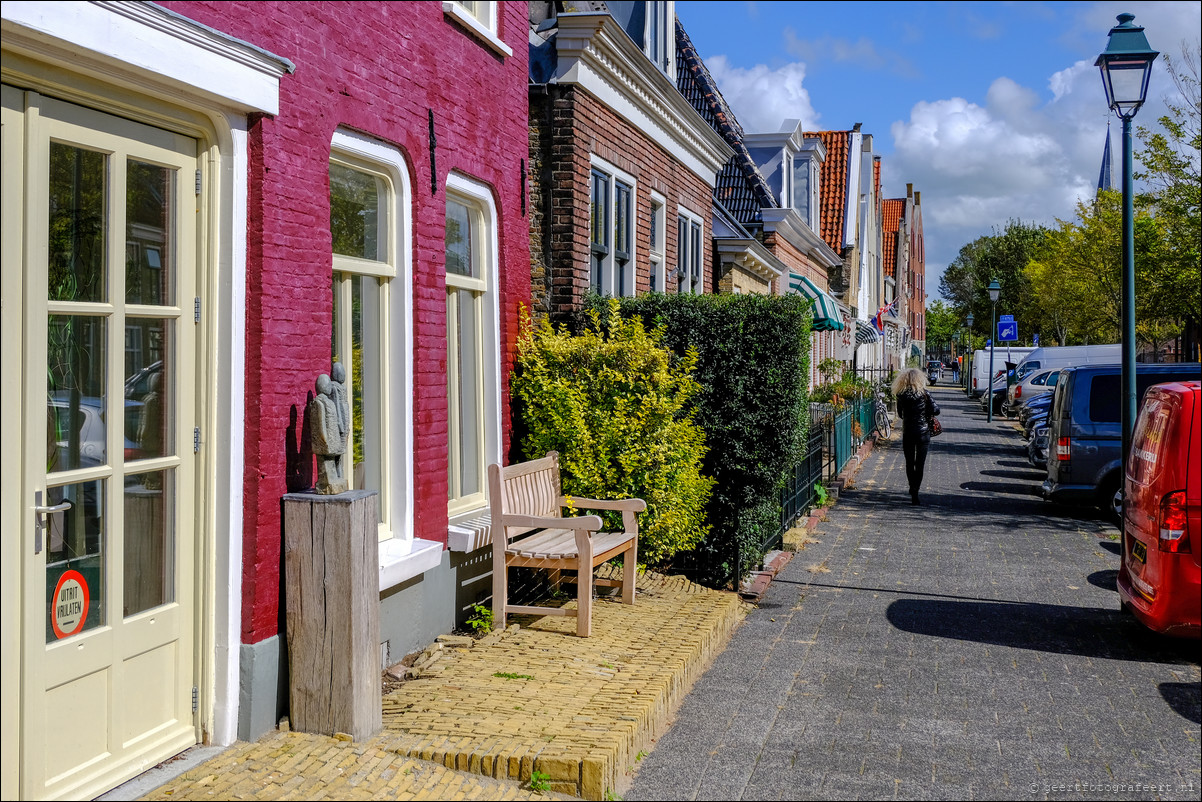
[282,490,381,741]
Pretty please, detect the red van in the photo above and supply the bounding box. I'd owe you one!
[1118,380,1201,638]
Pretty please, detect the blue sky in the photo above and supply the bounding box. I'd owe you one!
[675,1,1200,302]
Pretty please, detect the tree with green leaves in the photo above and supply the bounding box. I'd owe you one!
[924,300,961,358]
[939,220,1048,345]
[1136,38,1201,354]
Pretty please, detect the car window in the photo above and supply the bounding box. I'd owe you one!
[1030,372,1049,386]
[1048,371,1060,387]
[1088,375,1122,423]
[1128,395,1172,484]
[1017,361,1040,380]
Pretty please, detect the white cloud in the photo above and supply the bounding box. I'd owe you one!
[885,36,1189,299]
[704,55,820,133]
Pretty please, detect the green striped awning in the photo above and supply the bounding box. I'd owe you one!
[789,273,844,331]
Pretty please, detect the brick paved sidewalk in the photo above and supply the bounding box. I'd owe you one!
[139,570,747,801]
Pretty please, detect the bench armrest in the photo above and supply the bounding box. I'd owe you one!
[563,496,647,513]
[500,513,604,531]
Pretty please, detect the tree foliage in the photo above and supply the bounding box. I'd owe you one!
[584,292,812,588]
[1136,39,1201,330]
[924,300,961,354]
[938,220,1048,345]
[513,302,713,566]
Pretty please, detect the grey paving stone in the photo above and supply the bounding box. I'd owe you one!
[628,387,1201,801]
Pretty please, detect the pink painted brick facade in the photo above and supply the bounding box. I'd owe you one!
[161,1,530,644]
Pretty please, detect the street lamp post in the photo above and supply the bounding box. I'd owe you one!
[1096,13,1157,477]
[966,313,974,393]
[986,281,1001,422]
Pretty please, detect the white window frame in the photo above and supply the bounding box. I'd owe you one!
[442,1,513,58]
[644,1,676,78]
[588,156,637,298]
[445,172,502,520]
[648,192,666,293]
[329,129,414,547]
[676,206,704,295]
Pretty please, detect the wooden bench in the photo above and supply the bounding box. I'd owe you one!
[489,452,645,637]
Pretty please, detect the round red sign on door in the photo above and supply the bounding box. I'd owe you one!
[51,569,90,640]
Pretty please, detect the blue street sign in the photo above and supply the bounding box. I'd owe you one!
[999,314,1014,322]
[986,339,992,348]
[1033,333,1040,346]
[998,321,1018,342]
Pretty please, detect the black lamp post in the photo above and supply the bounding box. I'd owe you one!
[1096,12,1157,480]
[965,313,974,392]
[986,281,1001,422]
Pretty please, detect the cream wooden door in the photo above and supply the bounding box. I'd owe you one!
[6,88,200,801]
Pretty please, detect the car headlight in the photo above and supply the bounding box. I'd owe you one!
[1034,426,1049,437]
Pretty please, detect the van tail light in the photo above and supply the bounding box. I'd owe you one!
[1159,490,1191,553]
[973,378,978,390]
[1015,385,1022,399]
[1056,437,1071,461]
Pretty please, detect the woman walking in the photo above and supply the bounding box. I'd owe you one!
[891,368,940,505]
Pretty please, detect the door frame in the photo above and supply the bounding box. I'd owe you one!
[2,5,287,797]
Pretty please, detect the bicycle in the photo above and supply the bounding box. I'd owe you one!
[873,388,892,440]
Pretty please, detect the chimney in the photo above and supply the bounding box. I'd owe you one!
[852,122,862,133]
[914,191,921,205]
[906,183,913,199]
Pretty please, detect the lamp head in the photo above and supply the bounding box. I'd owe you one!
[987,280,1001,304]
[1095,13,1158,119]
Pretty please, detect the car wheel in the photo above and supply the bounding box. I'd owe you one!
[1097,476,1122,522]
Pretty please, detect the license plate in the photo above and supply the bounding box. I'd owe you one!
[1131,539,1147,564]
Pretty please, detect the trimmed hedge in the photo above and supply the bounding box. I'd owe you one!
[584,292,812,588]
[512,304,714,565]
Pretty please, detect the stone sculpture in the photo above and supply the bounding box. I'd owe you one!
[309,371,350,494]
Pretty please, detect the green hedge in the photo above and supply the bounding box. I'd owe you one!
[583,292,812,588]
[512,304,714,565]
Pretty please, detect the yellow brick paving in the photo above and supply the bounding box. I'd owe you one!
[142,570,747,801]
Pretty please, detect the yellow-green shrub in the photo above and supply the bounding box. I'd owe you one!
[513,302,713,565]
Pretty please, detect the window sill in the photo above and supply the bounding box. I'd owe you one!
[442,3,513,58]
[447,511,492,552]
[379,537,444,591]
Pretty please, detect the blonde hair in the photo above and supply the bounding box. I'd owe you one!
[891,368,928,396]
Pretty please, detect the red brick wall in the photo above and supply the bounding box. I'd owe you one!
[161,1,530,644]
[532,85,714,317]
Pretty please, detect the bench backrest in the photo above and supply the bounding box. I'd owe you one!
[488,451,562,541]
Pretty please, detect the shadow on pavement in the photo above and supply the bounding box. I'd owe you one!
[996,459,1042,470]
[1159,682,1202,723]
[979,468,1048,481]
[1098,540,1121,555]
[885,597,1198,665]
[1087,569,1118,592]
[959,480,1042,496]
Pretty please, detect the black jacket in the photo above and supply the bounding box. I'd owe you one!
[897,389,940,440]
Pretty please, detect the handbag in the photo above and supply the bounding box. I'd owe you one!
[930,416,943,436]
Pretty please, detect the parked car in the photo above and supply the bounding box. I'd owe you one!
[1019,392,1054,429]
[1004,369,1061,417]
[1011,344,1121,386]
[1117,380,1200,638]
[1041,363,1202,517]
[49,394,143,469]
[968,347,1035,398]
[1028,421,1050,467]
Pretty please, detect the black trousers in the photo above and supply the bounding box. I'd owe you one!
[902,433,931,497]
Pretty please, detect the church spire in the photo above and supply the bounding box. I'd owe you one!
[1097,122,1114,194]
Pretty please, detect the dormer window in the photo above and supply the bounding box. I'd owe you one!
[791,154,821,231]
[645,1,674,78]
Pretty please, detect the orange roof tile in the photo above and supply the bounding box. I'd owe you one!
[803,130,848,254]
[881,198,906,279]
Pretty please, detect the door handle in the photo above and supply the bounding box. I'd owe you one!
[33,491,72,555]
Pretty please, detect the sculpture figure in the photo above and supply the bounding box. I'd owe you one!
[309,372,350,494]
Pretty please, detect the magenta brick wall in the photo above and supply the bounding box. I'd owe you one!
[160,1,530,645]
